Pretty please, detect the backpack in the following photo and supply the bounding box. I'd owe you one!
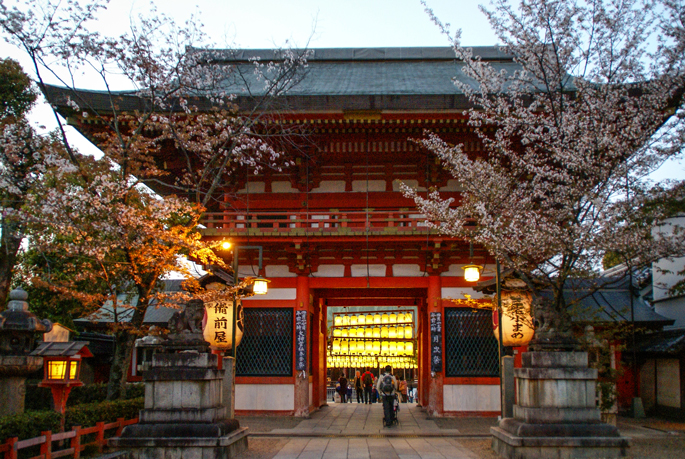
[363,373,373,387]
[381,374,394,395]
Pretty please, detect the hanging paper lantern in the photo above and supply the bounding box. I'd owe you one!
[373,327,381,338]
[381,314,389,324]
[333,328,342,337]
[374,314,381,324]
[365,341,373,354]
[203,298,244,350]
[389,342,397,353]
[494,290,535,347]
[397,342,405,355]
[351,315,358,326]
[342,328,349,337]
[334,316,343,326]
[342,315,350,326]
[333,339,340,354]
[406,341,414,356]
[389,327,397,339]
[365,328,373,338]
[358,314,366,325]
[349,340,357,354]
[396,326,405,339]
[373,340,380,353]
[381,341,389,355]
[341,339,349,354]
[381,326,389,338]
[405,325,413,339]
[389,313,397,323]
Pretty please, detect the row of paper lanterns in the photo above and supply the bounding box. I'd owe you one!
[331,339,414,356]
[333,312,413,327]
[332,325,413,339]
[327,356,417,369]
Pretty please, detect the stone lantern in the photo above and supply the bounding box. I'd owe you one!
[0,289,53,416]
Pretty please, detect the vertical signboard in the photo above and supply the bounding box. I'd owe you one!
[430,312,442,373]
[295,310,307,371]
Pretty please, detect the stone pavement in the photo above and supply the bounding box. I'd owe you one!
[235,402,685,459]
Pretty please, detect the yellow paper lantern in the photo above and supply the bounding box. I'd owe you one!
[342,328,349,337]
[333,328,342,337]
[397,342,405,355]
[365,341,373,354]
[389,313,397,323]
[373,327,381,338]
[341,339,348,354]
[406,341,414,356]
[397,327,405,339]
[373,340,380,353]
[389,327,397,339]
[351,315,358,326]
[494,290,536,347]
[389,342,397,353]
[381,314,389,324]
[397,313,405,323]
[381,326,389,338]
[374,314,381,324]
[381,341,389,355]
[333,339,340,354]
[349,340,357,354]
[47,360,67,380]
[405,326,413,339]
[203,299,244,350]
[358,314,366,325]
[365,328,373,338]
[342,315,350,326]
[349,328,357,338]
[334,316,343,326]
[463,264,482,282]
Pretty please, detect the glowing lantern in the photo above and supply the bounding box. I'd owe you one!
[358,314,366,325]
[365,341,373,354]
[333,339,340,354]
[463,264,482,282]
[397,342,405,355]
[349,328,356,338]
[381,326,389,338]
[389,327,397,339]
[334,316,343,326]
[406,341,414,355]
[365,328,373,338]
[397,327,405,339]
[389,342,397,353]
[342,328,349,337]
[381,341,389,355]
[349,340,357,354]
[342,315,350,326]
[389,313,397,323]
[341,339,348,354]
[333,328,342,337]
[381,314,389,324]
[252,277,269,295]
[373,327,381,338]
[404,325,412,338]
[373,340,380,353]
[351,315,358,326]
[204,299,244,350]
[494,290,535,347]
[374,314,381,324]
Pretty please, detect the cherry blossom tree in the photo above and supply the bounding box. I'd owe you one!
[409,0,685,350]
[0,0,308,397]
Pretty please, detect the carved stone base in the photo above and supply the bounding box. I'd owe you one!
[490,352,630,459]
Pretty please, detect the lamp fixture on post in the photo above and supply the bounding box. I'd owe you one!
[462,240,483,282]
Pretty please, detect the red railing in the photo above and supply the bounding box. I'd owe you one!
[202,210,431,233]
[0,417,138,459]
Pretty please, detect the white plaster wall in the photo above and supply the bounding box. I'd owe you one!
[265,265,297,278]
[352,180,386,192]
[394,179,425,192]
[242,288,296,301]
[351,264,386,277]
[235,384,295,411]
[441,287,489,300]
[393,264,423,277]
[271,181,297,193]
[312,181,346,193]
[238,265,261,277]
[440,179,465,192]
[443,384,501,412]
[314,265,345,277]
[656,359,681,408]
[238,181,265,194]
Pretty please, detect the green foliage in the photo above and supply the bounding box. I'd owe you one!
[0,410,61,442]
[24,383,145,411]
[64,397,143,430]
[602,252,624,270]
[0,58,36,119]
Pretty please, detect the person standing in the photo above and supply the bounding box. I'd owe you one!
[361,368,374,404]
[399,376,408,403]
[377,365,399,426]
[338,373,348,403]
[354,370,363,403]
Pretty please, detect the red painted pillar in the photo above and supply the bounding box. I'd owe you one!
[427,275,444,416]
[294,275,311,417]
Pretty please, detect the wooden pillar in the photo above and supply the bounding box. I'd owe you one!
[294,275,311,417]
[419,298,430,408]
[427,275,444,417]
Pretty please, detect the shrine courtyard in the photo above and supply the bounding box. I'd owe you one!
[233,403,685,459]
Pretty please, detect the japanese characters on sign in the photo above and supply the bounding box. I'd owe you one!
[295,310,307,371]
[203,298,243,350]
[430,312,442,372]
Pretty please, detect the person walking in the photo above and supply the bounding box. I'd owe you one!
[346,383,352,403]
[354,371,363,403]
[399,376,408,403]
[338,373,348,403]
[377,365,399,426]
[361,368,374,404]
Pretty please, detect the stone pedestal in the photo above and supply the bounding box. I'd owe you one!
[110,352,247,459]
[491,352,630,459]
[0,356,43,416]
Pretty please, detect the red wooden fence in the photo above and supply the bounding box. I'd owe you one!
[0,417,138,459]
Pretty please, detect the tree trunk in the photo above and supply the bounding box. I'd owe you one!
[107,330,136,400]
[0,218,23,309]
